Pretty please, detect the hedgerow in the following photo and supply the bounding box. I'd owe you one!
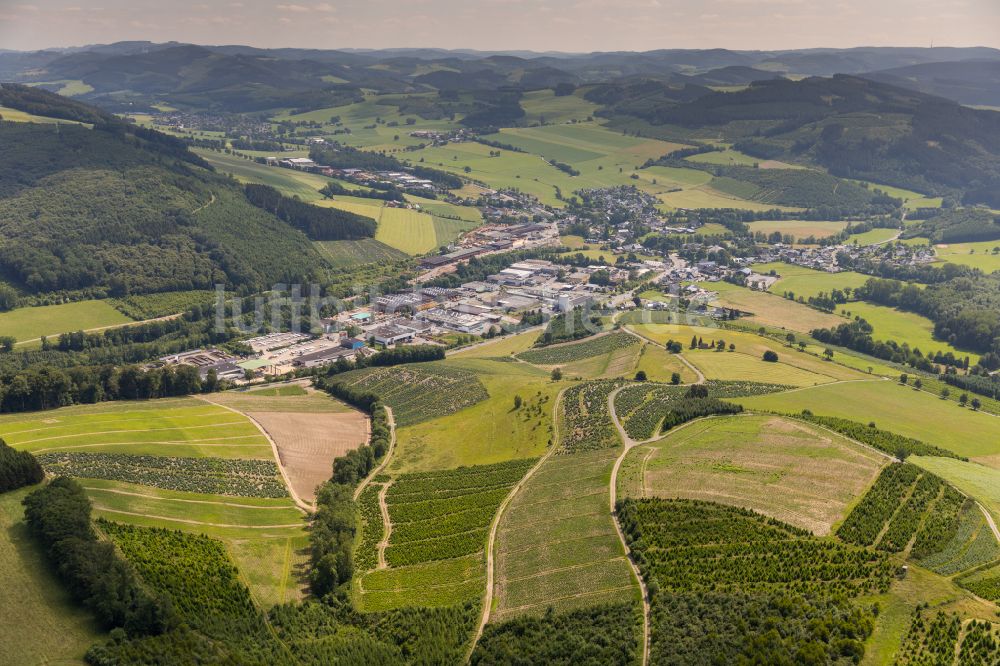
[793,412,965,460]
[36,452,287,497]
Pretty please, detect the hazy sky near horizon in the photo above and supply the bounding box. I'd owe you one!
[0,0,997,52]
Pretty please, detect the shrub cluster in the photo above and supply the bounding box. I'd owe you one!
[0,437,43,491]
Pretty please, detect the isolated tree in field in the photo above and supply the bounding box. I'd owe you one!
[763,350,779,363]
[670,372,681,385]
[960,393,969,406]
[900,374,908,385]
[971,398,981,410]
[798,341,806,351]
[941,387,950,400]
[786,333,795,345]
[690,335,698,349]
[635,370,647,381]
[729,343,735,351]
[914,379,923,390]
[715,339,725,351]
[823,348,834,361]
[551,368,562,381]
[513,395,523,410]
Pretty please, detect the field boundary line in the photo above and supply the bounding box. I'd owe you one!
[492,584,637,616]
[502,556,630,584]
[198,396,312,513]
[608,385,650,666]
[466,386,567,663]
[977,502,1000,543]
[82,486,301,510]
[92,506,303,529]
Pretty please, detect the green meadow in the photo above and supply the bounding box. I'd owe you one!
[751,262,872,300]
[733,380,1000,463]
[2,300,132,346]
[844,301,979,364]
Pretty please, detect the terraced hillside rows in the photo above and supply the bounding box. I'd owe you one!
[331,363,489,427]
[491,448,639,621]
[517,330,639,366]
[613,381,791,441]
[0,398,310,608]
[837,462,995,574]
[618,498,895,664]
[357,459,536,611]
[559,379,627,452]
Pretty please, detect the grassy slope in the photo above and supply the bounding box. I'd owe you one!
[0,397,309,607]
[2,300,132,345]
[733,380,1000,463]
[751,261,872,300]
[704,281,844,333]
[617,414,887,535]
[0,486,104,665]
[746,219,849,240]
[845,301,980,364]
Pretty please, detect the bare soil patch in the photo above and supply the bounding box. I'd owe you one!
[250,410,368,503]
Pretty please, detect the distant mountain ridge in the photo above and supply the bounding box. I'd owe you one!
[3,42,1000,111]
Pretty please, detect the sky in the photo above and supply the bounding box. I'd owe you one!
[0,0,998,53]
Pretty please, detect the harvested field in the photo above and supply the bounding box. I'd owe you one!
[618,415,888,535]
[248,410,368,504]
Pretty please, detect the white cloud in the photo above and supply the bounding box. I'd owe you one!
[276,4,311,12]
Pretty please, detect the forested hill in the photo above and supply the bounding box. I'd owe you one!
[0,85,335,296]
[602,75,1000,207]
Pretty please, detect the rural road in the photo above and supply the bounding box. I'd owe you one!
[977,502,1000,543]
[607,385,651,666]
[466,387,567,663]
[353,406,397,501]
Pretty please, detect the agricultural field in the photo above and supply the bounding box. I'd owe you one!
[703,281,844,332]
[519,89,600,124]
[657,183,797,212]
[916,502,1000,577]
[618,498,894,663]
[844,300,980,365]
[685,148,760,167]
[357,459,535,610]
[909,456,1000,528]
[848,227,900,245]
[925,240,1000,273]
[517,330,639,367]
[685,344,854,386]
[733,380,1000,464]
[316,237,411,268]
[837,463,977,564]
[560,379,627,452]
[492,448,639,621]
[390,357,560,473]
[751,261,871,300]
[194,149,337,201]
[2,300,133,346]
[315,197,475,254]
[0,104,90,124]
[204,385,369,505]
[333,362,489,429]
[617,415,888,535]
[746,219,849,241]
[0,397,310,608]
[0,486,104,665]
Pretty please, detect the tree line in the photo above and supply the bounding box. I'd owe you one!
[0,438,43,491]
[244,183,376,241]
